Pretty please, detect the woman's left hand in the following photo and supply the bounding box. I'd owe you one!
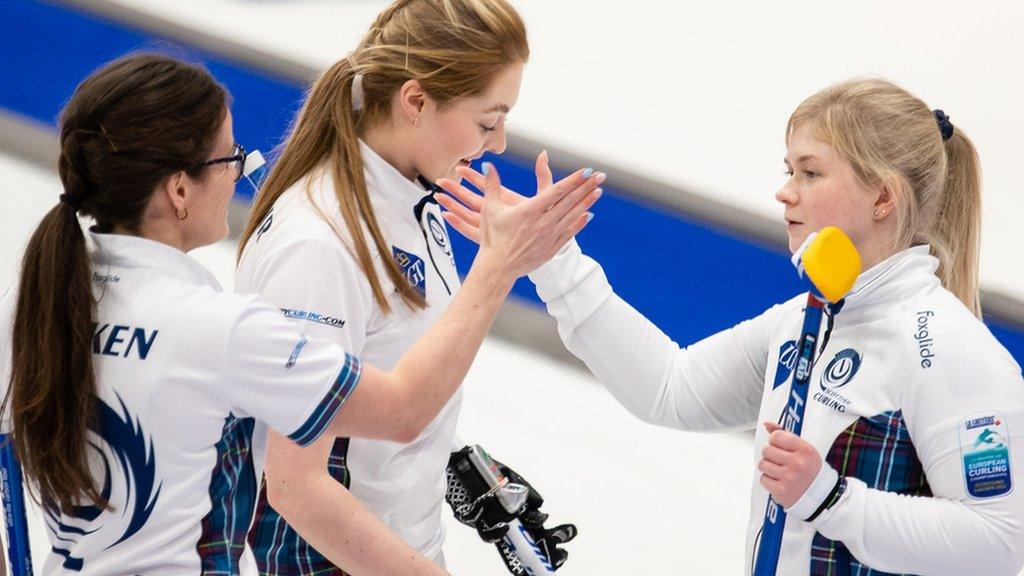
[435,150,603,244]
[758,421,822,508]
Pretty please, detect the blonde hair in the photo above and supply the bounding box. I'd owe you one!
[239,0,529,312]
[787,79,982,316]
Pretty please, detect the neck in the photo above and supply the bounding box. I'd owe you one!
[852,219,903,270]
[114,218,188,253]
[361,121,419,182]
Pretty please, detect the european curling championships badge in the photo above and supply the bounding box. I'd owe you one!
[959,414,1012,498]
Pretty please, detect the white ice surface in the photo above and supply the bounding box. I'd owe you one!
[0,152,753,574]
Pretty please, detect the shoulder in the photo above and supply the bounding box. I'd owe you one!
[898,284,1020,386]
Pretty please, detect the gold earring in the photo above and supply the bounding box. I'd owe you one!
[176,207,189,221]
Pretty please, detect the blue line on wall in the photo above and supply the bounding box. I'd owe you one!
[2,0,1021,363]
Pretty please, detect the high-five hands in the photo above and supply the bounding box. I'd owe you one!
[435,151,604,276]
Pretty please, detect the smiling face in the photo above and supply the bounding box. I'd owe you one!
[414,62,524,182]
[776,123,885,257]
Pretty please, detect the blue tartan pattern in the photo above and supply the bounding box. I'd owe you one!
[247,438,352,576]
[197,416,257,575]
[288,354,362,447]
[809,410,932,576]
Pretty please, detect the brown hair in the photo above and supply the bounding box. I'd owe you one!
[788,79,983,316]
[238,0,529,313]
[2,53,227,510]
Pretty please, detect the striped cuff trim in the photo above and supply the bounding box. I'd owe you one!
[289,354,362,446]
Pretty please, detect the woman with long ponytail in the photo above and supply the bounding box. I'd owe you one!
[440,77,1024,574]
[0,52,599,575]
[236,0,587,573]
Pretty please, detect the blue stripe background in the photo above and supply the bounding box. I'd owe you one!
[2,0,1021,363]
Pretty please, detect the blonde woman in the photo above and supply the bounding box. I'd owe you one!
[236,0,594,574]
[440,79,1024,575]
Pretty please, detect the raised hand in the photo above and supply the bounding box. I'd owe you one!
[442,153,603,279]
[435,151,604,246]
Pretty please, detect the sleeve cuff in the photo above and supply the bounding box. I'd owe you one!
[288,353,362,446]
[527,239,582,293]
[786,463,840,521]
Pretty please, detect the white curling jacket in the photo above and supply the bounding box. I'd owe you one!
[529,241,1024,576]
[236,141,462,567]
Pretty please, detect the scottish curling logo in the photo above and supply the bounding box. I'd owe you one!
[48,394,161,571]
[426,212,452,256]
[821,348,861,389]
[813,348,861,413]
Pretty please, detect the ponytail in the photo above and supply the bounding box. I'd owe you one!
[788,79,985,317]
[4,199,101,509]
[239,0,529,314]
[238,58,424,314]
[3,53,227,510]
[932,129,983,316]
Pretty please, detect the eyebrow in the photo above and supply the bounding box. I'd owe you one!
[484,103,510,114]
[783,154,818,165]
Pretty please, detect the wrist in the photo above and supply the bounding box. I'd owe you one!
[786,463,840,521]
[468,251,517,294]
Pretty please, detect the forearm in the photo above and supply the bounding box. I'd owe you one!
[811,477,1024,575]
[268,475,448,576]
[388,254,513,435]
[530,241,764,431]
[264,436,449,576]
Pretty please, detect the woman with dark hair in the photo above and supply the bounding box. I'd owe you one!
[0,53,598,575]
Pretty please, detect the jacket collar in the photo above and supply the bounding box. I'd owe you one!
[89,231,222,290]
[360,140,434,215]
[841,245,939,311]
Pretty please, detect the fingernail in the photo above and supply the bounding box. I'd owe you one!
[581,168,594,178]
[585,213,594,224]
[482,162,493,176]
[595,172,607,184]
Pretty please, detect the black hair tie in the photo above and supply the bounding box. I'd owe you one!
[59,193,81,210]
[933,109,954,141]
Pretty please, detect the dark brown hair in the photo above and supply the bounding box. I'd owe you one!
[2,53,227,510]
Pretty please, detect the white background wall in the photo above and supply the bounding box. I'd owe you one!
[101,0,1024,301]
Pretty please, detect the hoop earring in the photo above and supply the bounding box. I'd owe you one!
[176,207,189,221]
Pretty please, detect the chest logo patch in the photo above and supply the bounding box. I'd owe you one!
[773,340,798,389]
[392,246,426,296]
[960,414,1013,499]
[820,348,861,390]
[426,212,452,256]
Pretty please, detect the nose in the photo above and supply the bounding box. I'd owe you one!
[775,179,797,206]
[487,122,508,155]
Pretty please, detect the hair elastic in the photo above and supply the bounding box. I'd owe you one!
[933,109,954,141]
[59,193,80,210]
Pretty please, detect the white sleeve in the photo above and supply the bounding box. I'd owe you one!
[243,237,375,354]
[220,300,362,447]
[528,240,773,431]
[810,326,1024,575]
